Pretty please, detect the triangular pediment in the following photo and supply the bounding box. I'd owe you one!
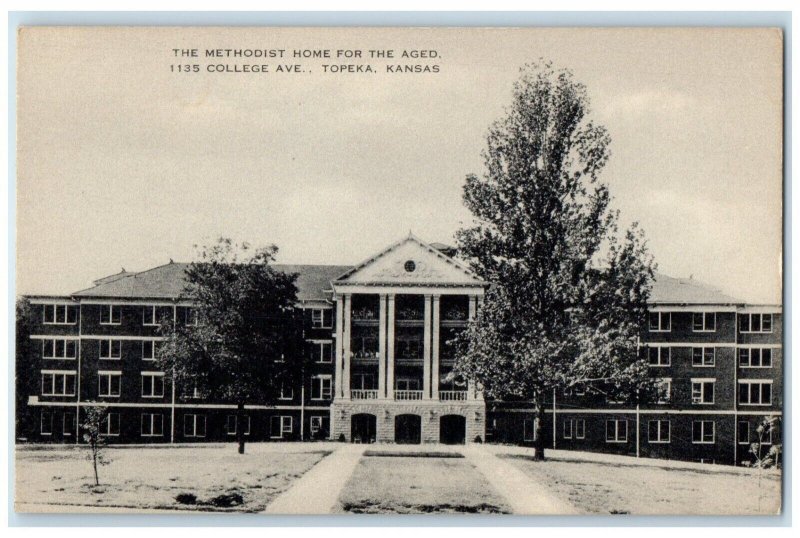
[335,234,484,286]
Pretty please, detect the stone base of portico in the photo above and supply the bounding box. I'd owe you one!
[330,399,486,444]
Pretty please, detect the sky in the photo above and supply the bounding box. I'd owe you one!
[16,27,783,303]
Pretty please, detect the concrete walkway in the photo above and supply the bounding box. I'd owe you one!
[463,445,578,515]
[263,444,365,514]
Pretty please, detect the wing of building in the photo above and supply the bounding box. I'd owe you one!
[17,234,782,465]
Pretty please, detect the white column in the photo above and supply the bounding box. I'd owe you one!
[431,295,441,400]
[378,294,387,399]
[342,294,352,399]
[468,295,477,400]
[334,297,344,399]
[386,294,395,399]
[423,295,432,400]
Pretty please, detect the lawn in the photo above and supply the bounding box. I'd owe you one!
[336,454,511,514]
[501,451,782,515]
[15,443,331,513]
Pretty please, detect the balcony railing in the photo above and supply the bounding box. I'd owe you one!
[439,390,468,401]
[394,390,423,400]
[351,389,379,400]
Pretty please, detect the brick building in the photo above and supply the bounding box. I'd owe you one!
[16,234,782,465]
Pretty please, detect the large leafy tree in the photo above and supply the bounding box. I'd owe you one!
[157,238,303,454]
[453,61,657,459]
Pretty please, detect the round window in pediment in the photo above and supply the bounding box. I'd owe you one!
[404,260,416,273]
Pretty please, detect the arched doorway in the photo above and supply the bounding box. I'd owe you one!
[351,413,376,443]
[440,414,466,445]
[394,414,422,444]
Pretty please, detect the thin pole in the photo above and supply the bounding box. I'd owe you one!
[552,387,557,450]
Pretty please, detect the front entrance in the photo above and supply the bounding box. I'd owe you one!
[351,413,376,443]
[439,414,466,444]
[394,414,422,444]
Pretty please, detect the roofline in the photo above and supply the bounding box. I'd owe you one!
[333,232,483,283]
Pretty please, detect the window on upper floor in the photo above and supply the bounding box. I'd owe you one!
[99,339,122,360]
[100,305,121,325]
[184,307,199,326]
[648,346,671,367]
[311,308,332,329]
[42,338,77,360]
[648,312,671,332]
[311,341,333,363]
[656,379,671,404]
[311,375,332,400]
[142,340,162,361]
[41,370,76,396]
[43,304,77,325]
[692,347,715,367]
[279,382,294,400]
[141,372,165,398]
[739,313,773,333]
[143,305,165,326]
[98,370,122,397]
[691,379,715,404]
[738,380,772,406]
[692,312,716,332]
[739,348,773,368]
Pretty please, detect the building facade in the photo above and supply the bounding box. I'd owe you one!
[16,235,782,465]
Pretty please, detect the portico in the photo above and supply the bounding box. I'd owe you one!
[329,234,486,444]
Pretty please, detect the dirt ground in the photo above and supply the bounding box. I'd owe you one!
[501,452,782,515]
[15,443,330,513]
[335,454,511,514]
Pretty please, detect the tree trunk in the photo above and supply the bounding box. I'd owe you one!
[533,402,546,461]
[92,446,100,485]
[236,402,245,454]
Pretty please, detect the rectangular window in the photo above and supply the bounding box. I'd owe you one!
[184,307,199,326]
[98,370,122,397]
[692,420,715,444]
[279,382,294,400]
[141,340,161,361]
[270,415,293,438]
[656,379,671,404]
[574,419,585,439]
[63,412,75,436]
[311,375,333,400]
[738,421,750,445]
[40,411,53,435]
[523,418,535,442]
[606,419,628,443]
[141,413,164,437]
[226,415,251,436]
[42,338,77,360]
[41,370,76,396]
[691,379,715,404]
[310,416,330,438]
[311,341,333,363]
[648,312,671,332]
[738,381,772,406]
[563,419,573,439]
[648,420,671,443]
[141,372,165,398]
[692,347,715,367]
[648,346,670,366]
[43,304,77,325]
[739,348,773,368]
[99,339,122,360]
[184,414,206,437]
[311,308,332,329]
[100,305,121,325]
[692,312,716,332]
[739,313,774,333]
[142,306,163,326]
[102,413,120,436]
